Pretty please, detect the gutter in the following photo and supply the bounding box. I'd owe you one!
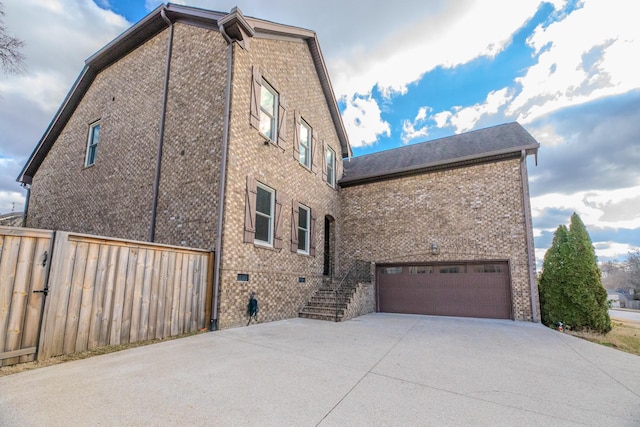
[210,21,234,331]
[520,149,539,322]
[149,8,174,242]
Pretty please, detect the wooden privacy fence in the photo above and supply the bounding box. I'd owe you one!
[0,226,214,366]
[0,227,53,366]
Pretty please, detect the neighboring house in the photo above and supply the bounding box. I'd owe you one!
[17,4,540,328]
[0,212,24,227]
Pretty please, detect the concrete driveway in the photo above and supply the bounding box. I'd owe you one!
[1,314,639,426]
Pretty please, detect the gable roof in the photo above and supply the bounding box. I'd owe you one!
[340,122,539,187]
[17,3,351,184]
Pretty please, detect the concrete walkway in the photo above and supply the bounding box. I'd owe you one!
[1,313,639,426]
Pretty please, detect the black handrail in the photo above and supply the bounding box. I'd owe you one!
[334,260,372,322]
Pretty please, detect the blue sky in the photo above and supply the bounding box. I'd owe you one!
[1,0,639,267]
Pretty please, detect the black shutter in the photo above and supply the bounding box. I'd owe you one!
[309,209,317,257]
[274,192,284,249]
[249,66,261,130]
[277,94,287,147]
[290,201,299,252]
[293,111,300,162]
[321,140,327,181]
[244,176,257,243]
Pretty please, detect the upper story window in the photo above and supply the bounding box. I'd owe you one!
[85,121,100,167]
[255,183,275,246]
[250,66,287,146]
[297,204,310,254]
[326,146,336,186]
[299,119,312,168]
[259,80,278,141]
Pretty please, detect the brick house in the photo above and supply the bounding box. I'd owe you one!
[17,4,540,328]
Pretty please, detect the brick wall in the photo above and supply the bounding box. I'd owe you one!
[27,32,165,239]
[27,24,226,250]
[339,159,538,321]
[153,24,227,249]
[216,36,344,328]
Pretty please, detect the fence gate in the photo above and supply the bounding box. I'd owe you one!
[0,227,54,366]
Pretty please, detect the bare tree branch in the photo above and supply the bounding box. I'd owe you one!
[0,1,26,75]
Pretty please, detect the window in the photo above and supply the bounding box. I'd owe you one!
[473,264,504,273]
[250,67,287,146]
[259,80,277,141]
[381,267,402,274]
[299,119,312,168]
[255,184,274,245]
[85,122,100,166]
[409,266,433,274]
[439,265,467,274]
[297,204,310,254]
[326,146,335,186]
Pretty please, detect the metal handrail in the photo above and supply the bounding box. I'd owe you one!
[334,260,372,322]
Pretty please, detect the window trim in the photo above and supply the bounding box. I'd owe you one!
[299,119,312,169]
[326,146,336,187]
[259,79,278,142]
[297,204,310,254]
[254,183,275,247]
[85,121,100,167]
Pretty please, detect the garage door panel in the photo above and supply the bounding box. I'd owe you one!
[377,262,511,319]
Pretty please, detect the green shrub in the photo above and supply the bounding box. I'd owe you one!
[539,213,611,333]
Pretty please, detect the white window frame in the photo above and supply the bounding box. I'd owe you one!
[326,146,336,187]
[297,204,310,254]
[299,119,312,168]
[85,121,100,167]
[259,80,278,142]
[254,183,275,246]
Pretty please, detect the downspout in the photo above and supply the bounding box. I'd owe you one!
[149,8,174,242]
[22,185,30,227]
[210,22,233,331]
[521,149,539,322]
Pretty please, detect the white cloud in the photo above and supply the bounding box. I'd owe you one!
[401,106,430,144]
[507,0,640,122]
[0,0,130,206]
[593,242,640,261]
[431,88,512,133]
[531,185,640,232]
[526,123,566,147]
[341,95,391,147]
[330,0,547,99]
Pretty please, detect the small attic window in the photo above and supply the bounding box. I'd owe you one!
[85,121,100,167]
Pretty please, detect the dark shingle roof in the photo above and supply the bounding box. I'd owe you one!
[340,122,539,186]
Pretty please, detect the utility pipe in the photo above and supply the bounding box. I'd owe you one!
[521,149,539,322]
[210,22,234,331]
[149,8,174,242]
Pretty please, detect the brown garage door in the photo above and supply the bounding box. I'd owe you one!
[377,262,512,319]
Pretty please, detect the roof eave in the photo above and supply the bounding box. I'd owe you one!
[18,66,95,183]
[339,143,539,187]
[245,17,352,158]
[17,3,229,184]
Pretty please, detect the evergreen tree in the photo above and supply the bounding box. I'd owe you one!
[539,225,570,327]
[539,213,611,333]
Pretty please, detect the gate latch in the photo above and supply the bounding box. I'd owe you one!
[33,287,49,296]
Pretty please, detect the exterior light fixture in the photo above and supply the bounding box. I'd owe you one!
[431,242,439,255]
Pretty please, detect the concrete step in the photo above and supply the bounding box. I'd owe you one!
[298,311,341,322]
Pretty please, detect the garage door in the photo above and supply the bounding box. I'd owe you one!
[377,262,512,319]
